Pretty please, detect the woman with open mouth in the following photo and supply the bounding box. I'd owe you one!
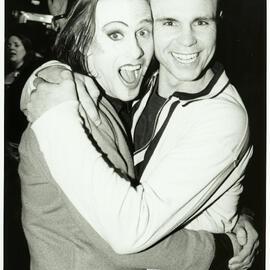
[17,0,215,269]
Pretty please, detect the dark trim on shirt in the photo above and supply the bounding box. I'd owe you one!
[172,62,224,100]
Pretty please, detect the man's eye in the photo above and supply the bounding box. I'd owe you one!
[163,21,175,26]
[108,32,124,41]
[196,20,209,26]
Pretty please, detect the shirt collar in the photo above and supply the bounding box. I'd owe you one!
[172,62,224,100]
[149,62,229,104]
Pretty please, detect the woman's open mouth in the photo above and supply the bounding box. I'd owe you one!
[119,64,142,88]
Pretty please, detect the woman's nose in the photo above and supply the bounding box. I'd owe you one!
[130,38,144,59]
[8,44,15,50]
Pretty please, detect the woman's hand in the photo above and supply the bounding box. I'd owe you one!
[228,214,259,270]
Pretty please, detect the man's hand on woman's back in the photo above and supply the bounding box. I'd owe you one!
[24,62,101,125]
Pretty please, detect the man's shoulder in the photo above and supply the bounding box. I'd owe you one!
[181,80,247,120]
[168,90,249,143]
[191,96,246,125]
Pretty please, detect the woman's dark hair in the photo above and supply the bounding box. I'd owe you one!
[53,0,99,75]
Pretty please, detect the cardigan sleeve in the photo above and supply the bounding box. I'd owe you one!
[30,97,252,254]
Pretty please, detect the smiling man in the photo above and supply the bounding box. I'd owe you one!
[132,0,253,235]
[151,0,217,95]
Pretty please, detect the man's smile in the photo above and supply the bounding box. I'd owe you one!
[171,52,199,64]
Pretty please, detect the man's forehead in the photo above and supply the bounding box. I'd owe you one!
[150,0,218,18]
[149,0,218,6]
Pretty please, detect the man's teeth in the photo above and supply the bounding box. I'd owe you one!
[172,52,198,64]
[119,65,141,84]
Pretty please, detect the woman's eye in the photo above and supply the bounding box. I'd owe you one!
[137,29,150,38]
[108,32,124,41]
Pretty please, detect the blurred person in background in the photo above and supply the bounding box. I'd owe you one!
[48,0,69,31]
[4,31,45,270]
[5,32,44,150]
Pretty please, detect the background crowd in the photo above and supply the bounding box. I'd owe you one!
[4,0,266,269]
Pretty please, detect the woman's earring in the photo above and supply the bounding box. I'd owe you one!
[88,66,98,78]
[86,51,98,78]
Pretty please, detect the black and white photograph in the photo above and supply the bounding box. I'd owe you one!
[2,0,267,269]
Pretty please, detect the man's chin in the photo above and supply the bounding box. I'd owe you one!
[173,71,201,83]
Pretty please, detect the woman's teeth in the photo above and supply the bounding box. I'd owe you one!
[172,52,198,64]
[119,64,141,84]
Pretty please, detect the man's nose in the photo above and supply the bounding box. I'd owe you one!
[178,26,197,47]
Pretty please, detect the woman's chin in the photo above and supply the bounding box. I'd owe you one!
[106,87,139,102]
[118,90,140,102]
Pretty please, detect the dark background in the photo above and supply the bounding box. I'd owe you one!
[4,0,266,269]
[218,1,266,269]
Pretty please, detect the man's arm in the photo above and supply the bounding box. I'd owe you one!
[20,60,100,125]
[29,85,252,255]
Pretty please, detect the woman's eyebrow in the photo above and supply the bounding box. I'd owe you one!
[140,18,153,24]
[137,18,153,28]
[103,21,128,28]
